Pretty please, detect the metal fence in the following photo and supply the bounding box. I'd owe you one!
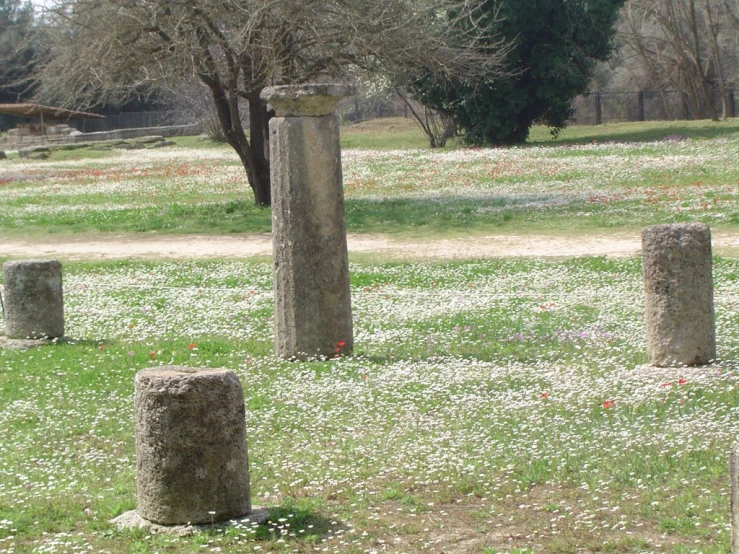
[17,89,734,136]
[77,110,197,133]
[570,89,737,125]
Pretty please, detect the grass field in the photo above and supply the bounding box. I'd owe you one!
[1,118,739,553]
[1,117,738,239]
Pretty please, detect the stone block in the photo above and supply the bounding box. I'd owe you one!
[134,367,251,525]
[268,115,353,359]
[262,84,355,117]
[642,223,715,366]
[2,260,64,339]
[732,443,739,554]
[18,146,51,160]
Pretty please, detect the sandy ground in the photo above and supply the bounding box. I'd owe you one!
[3,231,739,261]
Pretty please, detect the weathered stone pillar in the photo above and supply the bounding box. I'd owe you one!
[642,223,715,366]
[2,260,64,339]
[134,367,251,525]
[732,443,739,554]
[261,84,354,359]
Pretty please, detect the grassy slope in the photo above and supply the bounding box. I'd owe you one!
[0,117,738,240]
[1,257,738,553]
[2,121,739,552]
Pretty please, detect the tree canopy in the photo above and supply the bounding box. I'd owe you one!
[0,0,36,103]
[413,0,626,145]
[33,0,508,206]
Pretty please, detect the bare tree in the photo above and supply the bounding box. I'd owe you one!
[395,89,456,148]
[32,0,509,206]
[163,77,229,142]
[618,0,738,121]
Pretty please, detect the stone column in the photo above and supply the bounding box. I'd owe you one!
[134,367,251,525]
[261,84,354,359]
[642,223,715,366]
[2,260,64,339]
[732,443,739,554]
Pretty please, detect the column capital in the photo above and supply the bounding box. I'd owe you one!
[261,84,355,117]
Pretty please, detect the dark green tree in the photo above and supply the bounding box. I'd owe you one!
[0,0,35,103]
[414,0,626,145]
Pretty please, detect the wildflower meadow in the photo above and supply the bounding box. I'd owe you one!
[1,119,739,553]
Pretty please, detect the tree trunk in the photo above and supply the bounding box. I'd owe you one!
[201,76,272,207]
[623,4,675,119]
[246,94,272,207]
[686,0,718,121]
[703,0,729,120]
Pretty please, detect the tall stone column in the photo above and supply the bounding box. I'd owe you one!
[2,260,64,339]
[261,84,354,359]
[642,223,715,366]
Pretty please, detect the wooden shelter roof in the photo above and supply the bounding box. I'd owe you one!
[0,103,105,120]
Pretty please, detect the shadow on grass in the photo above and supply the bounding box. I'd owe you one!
[345,195,522,234]
[530,120,739,146]
[252,505,349,543]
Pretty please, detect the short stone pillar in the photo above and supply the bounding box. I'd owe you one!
[261,84,354,359]
[642,223,715,366]
[2,260,64,339]
[732,443,739,554]
[134,367,251,525]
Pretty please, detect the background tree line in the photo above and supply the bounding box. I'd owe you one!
[1,0,736,205]
[612,0,738,121]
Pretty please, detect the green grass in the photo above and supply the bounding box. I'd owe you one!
[339,117,433,149]
[1,256,738,552]
[529,117,739,145]
[3,119,739,553]
[2,118,738,239]
[340,116,739,149]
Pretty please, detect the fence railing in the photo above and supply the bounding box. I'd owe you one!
[570,89,737,125]
[15,90,734,137]
[78,110,197,133]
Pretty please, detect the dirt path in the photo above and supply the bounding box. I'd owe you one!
[3,231,739,261]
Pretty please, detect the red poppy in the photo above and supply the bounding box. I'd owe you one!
[540,392,549,399]
[187,343,197,349]
[602,400,615,409]
[678,378,688,385]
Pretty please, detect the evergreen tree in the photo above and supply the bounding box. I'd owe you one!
[414,0,626,144]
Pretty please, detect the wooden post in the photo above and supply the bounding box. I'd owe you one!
[638,91,645,122]
[594,92,602,125]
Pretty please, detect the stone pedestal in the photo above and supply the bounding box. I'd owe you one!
[134,367,251,525]
[261,84,354,359]
[2,260,64,339]
[642,223,715,366]
[732,443,739,554]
